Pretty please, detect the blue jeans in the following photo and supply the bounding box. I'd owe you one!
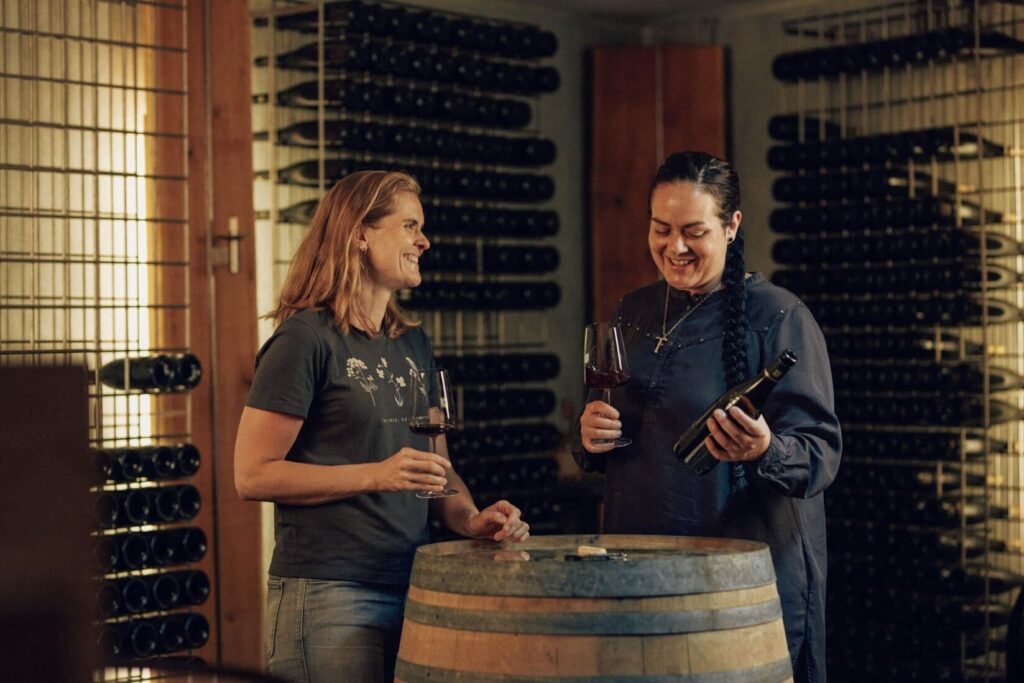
[265,576,406,683]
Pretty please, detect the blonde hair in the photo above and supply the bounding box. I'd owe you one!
[266,170,422,337]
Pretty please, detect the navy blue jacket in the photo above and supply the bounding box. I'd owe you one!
[574,273,842,683]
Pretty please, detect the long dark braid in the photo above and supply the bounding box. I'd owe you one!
[722,227,748,387]
[651,151,748,388]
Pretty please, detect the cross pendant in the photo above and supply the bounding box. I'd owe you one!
[654,335,669,354]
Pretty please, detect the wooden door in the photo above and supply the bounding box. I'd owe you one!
[589,45,726,322]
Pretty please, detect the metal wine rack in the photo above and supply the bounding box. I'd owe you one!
[771,1,1024,681]
[0,0,210,679]
[249,0,575,537]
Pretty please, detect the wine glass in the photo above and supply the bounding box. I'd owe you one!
[583,322,632,448]
[409,368,459,499]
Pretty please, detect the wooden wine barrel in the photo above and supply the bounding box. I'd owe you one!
[396,534,792,682]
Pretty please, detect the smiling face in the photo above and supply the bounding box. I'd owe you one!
[649,181,740,294]
[361,191,429,292]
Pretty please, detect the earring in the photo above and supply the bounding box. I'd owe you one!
[359,244,367,254]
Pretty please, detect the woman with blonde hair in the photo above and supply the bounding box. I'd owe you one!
[235,170,529,682]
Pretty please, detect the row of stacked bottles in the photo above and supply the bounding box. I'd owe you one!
[93,355,210,666]
[251,0,570,536]
[770,2,1024,681]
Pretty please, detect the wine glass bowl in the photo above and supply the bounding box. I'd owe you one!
[583,322,632,448]
[410,368,459,499]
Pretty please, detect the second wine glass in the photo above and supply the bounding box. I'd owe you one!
[583,322,632,448]
[409,367,459,499]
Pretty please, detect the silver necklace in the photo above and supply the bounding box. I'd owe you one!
[654,284,711,354]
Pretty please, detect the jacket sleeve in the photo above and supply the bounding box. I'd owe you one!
[571,416,607,473]
[753,303,842,498]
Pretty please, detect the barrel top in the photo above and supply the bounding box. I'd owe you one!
[410,534,777,597]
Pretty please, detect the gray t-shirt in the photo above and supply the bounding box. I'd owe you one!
[246,308,434,585]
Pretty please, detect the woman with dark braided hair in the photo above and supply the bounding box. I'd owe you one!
[575,151,841,683]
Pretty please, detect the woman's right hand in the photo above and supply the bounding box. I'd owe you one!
[373,447,451,493]
[580,400,623,454]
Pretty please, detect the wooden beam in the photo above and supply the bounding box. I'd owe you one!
[661,45,726,158]
[187,0,262,670]
[589,47,660,324]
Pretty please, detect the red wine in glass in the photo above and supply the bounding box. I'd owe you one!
[409,368,459,499]
[583,322,632,448]
[584,367,630,390]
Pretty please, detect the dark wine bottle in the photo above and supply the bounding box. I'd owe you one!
[835,392,1022,427]
[164,570,211,606]
[99,355,175,392]
[97,576,150,617]
[775,262,1024,296]
[102,620,159,659]
[835,462,1000,492]
[772,168,966,203]
[461,389,557,420]
[825,330,1000,362]
[768,114,841,142]
[170,353,202,390]
[773,228,1023,265]
[803,292,1024,327]
[674,350,798,475]
[772,27,1024,82]
[148,486,181,522]
[401,281,561,311]
[840,428,1005,462]
[263,78,533,129]
[435,353,561,384]
[151,615,186,654]
[148,572,181,611]
[767,127,1004,171]
[831,360,1024,394]
[99,527,207,573]
[161,613,210,650]
[446,423,561,459]
[175,443,201,477]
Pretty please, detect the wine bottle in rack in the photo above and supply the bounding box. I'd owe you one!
[94,447,145,483]
[101,620,159,658]
[174,443,201,477]
[97,576,150,617]
[773,228,1024,265]
[768,127,1005,171]
[801,292,1024,327]
[774,263,1024,295]
[675,350,798,474]
[825,331,1001,361]
[836,462,1000,492]
[841,429,1005,461]
[95,490,148,529]
[833,360,1024,393]
[263,78,534,129]
[164,569,211,607]
[835,393,1022,427]
[97,527,208,573]
[772,27,1024,82]
[99,353,201,393]
[768,113,842,142]
[161,613,210,651]
[99,355,173,392]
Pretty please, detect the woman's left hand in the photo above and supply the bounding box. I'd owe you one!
[466,500,530,542]
[705,406,771,462]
